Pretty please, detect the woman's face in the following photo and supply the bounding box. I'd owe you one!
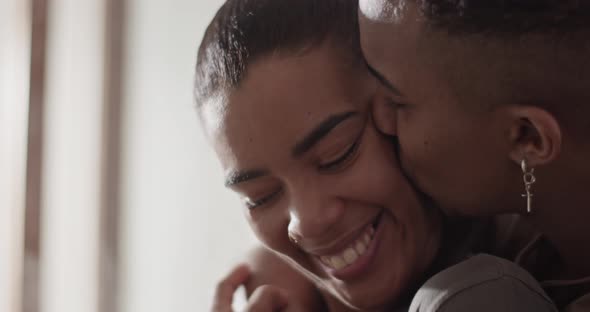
[202,43,441,309]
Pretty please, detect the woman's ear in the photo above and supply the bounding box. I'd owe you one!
[507,106,562,167]
[371,88,398,136]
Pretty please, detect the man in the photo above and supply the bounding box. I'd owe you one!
[359,0,590,309]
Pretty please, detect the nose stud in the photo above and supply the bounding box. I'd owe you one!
[288,233,299,245]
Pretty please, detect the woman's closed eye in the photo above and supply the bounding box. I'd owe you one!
[244,188,283,210]
[318,136,361,172]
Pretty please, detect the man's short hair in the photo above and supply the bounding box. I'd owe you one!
[416,0,590,35]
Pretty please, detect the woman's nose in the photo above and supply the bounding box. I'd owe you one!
[287,187,345,241]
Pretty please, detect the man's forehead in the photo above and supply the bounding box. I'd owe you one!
[359,0,408,23]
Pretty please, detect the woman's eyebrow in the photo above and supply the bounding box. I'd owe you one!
[291,111,358,158]
[224,169,269,187]
[225,112,359,186]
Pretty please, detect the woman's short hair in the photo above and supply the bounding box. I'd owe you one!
[194,0,360,108]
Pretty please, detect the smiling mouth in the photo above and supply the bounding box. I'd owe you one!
[316,212,383,271]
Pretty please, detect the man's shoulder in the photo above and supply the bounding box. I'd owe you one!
[409,254,556,312]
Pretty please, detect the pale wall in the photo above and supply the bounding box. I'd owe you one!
[120,1,258,311]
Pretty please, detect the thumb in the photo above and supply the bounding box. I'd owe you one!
[212,264,251,312]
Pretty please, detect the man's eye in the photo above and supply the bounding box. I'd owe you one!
[318,138,361,172]
[244,188,283,210]
[388,98,406,109]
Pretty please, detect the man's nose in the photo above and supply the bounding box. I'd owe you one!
[371,84,398,136]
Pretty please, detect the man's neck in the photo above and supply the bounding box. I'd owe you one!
[533,174,590,279]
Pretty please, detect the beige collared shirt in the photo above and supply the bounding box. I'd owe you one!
[409,254,557,312]
[516,235,590,311]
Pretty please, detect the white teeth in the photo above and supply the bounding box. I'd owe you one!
[343,248,358,264]
[331,256,347,270]
[319,225,375,270]
[355,240,366,255]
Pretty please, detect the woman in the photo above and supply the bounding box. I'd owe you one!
[195,0,555,311]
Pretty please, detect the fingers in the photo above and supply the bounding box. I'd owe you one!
[244,285,290,312]
[212,264,251,312]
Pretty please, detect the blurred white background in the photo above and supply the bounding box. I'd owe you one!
[0,1,258,312]
[120,0,257,311]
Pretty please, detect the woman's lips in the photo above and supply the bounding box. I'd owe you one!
[316,211,384,280]
[319,226,375,270]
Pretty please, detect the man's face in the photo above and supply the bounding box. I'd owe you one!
[202,44,441,309]
[359,0,518,216]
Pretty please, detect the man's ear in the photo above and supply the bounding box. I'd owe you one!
[506,106,562,167]
[371,89,397,136]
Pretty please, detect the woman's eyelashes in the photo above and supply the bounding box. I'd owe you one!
[244,188,283,210]
[244,129,364,210]
[318,136,361,172]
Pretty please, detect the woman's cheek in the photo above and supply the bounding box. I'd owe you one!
[249,211,288,251]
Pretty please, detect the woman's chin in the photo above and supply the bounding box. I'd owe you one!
[336,286,406,312]
[323,268,410,311]
[319,216,417,310]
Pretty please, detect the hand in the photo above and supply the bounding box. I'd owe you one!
[212,264,250,312]
[211,264,294,312]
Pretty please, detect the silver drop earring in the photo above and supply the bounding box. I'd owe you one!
[288,232,299,245]
[521,159,537,214]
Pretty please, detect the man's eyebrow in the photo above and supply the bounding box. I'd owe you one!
[292,111,358,157]
[365,60,402,96]
[224,169,269,187]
